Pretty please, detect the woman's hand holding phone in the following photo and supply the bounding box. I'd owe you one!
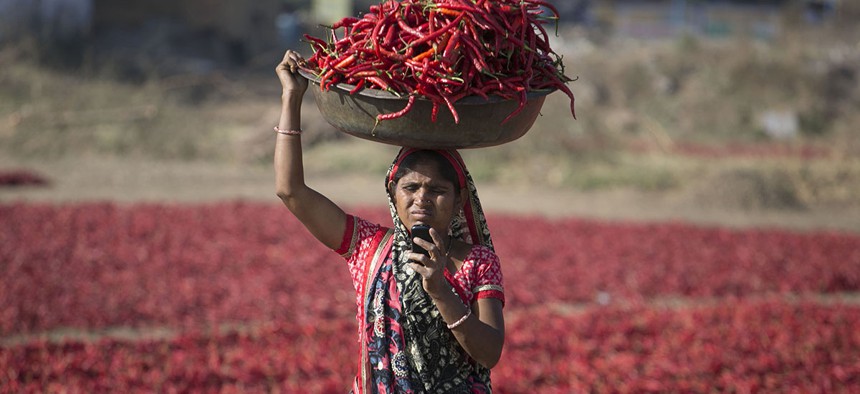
[411,224,433,257]
[408,224,458,301]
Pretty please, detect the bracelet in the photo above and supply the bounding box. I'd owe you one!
[446,308,471,330]
[274,126,302,135]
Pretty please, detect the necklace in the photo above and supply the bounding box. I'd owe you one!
[444,237,453,257]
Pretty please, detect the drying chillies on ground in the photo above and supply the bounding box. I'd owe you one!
[303,0,576,123]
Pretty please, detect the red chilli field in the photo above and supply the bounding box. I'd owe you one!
[2,202,859,392]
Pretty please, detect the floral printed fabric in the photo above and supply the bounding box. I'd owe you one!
[338,215,504,393]
[337,148,504,393]
[337,216,505,313]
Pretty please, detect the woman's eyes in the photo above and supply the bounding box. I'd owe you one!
[402,185,448,194]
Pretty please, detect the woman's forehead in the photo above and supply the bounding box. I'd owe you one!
[398,164,451,185]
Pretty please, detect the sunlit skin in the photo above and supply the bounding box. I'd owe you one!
[389,162,466,279]
[389,162,464,237]
[275,49,504,369]
[386,162,505,368]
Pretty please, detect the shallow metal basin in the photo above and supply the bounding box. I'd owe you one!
[299,69,553,149]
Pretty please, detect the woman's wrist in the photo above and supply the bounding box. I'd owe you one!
[425,277,454,300]
[446,307,471,330]
[278,104,302,131]
[427,281,471,329]
[282,91,304,103]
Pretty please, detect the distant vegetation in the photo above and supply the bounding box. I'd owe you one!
[1,4,858,209]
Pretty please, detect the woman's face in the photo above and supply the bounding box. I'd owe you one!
[390,162,463,235]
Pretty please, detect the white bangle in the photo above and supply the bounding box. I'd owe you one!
[446,308,471,330]
[274,126,302,135]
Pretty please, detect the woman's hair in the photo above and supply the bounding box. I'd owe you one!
[391,150,460,188]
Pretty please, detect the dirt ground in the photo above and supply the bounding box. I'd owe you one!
[2,154,858,234]
[4,30,860,235]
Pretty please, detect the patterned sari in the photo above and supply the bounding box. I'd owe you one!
[338,148,503,394]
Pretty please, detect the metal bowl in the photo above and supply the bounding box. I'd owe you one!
[299,69,552,149]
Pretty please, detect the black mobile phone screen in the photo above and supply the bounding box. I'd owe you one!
[411,224,432,256]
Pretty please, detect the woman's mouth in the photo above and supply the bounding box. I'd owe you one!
[411,209,433,219]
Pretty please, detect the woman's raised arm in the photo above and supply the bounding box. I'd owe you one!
[274,50,346,250]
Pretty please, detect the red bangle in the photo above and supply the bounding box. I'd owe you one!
[274,126,302,135]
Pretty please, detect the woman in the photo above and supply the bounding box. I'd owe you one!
[274,50,505,393]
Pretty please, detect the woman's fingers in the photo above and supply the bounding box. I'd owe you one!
[290,51,306,70]
[406,250,431,266]
[280,49,293,66]
[412,237,443,264]
[277,50,305,75]
[428,227,443,247]
[277,51,292,73]
[408,262,429,276]
[410,228,450,283]
[409,229,452,293]
[283,50,304,72]
[415,227,446,258]
[276,50,309,94]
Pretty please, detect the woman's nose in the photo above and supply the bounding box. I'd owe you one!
[415,188,431,203]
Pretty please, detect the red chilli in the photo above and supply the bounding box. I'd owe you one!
[377,94,417,121]
[303,0,576,123]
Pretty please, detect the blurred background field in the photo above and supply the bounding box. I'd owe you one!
[2,1,860,392]
[1,0,858,231]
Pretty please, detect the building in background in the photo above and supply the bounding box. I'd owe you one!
[92,0,281,65]
[0,0,844,71]
[804,0,836,23]
[0,0,93,43]
[609,0,789,40]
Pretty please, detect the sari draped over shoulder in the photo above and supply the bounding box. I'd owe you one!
[335,148,504,394]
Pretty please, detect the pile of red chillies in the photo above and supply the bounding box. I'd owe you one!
[303,0,576,124]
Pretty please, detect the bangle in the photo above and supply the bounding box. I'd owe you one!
[274,126,302,135]
[446,308,471,330]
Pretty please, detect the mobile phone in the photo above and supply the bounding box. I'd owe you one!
[411,224,433,256]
